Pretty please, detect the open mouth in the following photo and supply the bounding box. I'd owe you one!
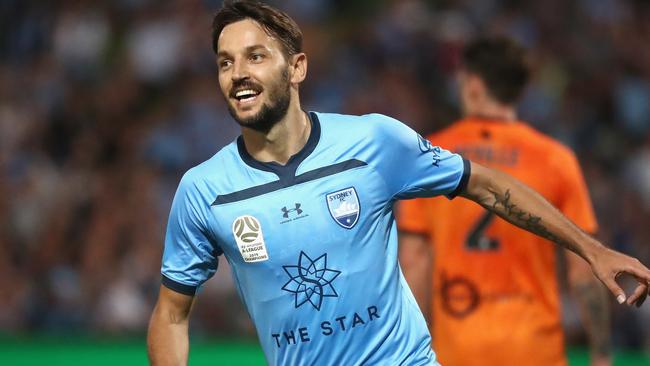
[232,88,262,104]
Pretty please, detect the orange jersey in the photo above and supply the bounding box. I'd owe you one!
[397,117,597,366]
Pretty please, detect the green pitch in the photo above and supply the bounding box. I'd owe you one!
[0,336,648,366]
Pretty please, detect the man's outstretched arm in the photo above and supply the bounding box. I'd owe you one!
[460,161,650,306]
[147,285,195,366]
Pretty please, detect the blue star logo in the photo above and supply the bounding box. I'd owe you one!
[281,252,341,310]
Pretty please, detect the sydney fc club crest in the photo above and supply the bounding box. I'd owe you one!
[281,251,341,311]
[326,187,360,229]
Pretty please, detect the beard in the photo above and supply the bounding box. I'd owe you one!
[227,68,291,134]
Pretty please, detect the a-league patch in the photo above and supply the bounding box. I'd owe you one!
[326,187,360,229]
[232,215,269,262]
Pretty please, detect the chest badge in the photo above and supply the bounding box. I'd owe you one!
[326,187,360,229]
[232,215,269,262]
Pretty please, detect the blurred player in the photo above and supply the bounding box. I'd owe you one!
[398,38,612,366]
[147,1,650,365]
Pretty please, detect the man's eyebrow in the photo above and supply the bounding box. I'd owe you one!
[217,45,269,58]
[244,45,267,53]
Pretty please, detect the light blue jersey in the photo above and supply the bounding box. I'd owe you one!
[161,112,469,366]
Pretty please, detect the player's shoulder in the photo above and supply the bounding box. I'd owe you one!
[314,111,413,150]
[314,111,403,133]
[504,123,583,174]
[516,123,577,160]
[424,121,467,142]
[435,119,576,156]
[178,139,240,192]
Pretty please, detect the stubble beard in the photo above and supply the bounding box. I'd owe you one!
[227,68,291,134]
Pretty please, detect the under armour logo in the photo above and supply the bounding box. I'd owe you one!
[281,203,303,218]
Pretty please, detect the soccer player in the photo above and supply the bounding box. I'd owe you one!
[397,38,612,366]
[147,2,650,365]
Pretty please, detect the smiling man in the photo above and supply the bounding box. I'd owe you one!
[146,1,650,366]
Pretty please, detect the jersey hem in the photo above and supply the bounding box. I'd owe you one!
[446,158,471,199]
[161,274,198,296]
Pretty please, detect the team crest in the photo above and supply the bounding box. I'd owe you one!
[326,187,360,229]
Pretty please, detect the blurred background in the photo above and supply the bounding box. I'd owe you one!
[1,0,650,365]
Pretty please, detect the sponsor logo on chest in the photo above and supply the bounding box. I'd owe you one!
[280,202,309,224]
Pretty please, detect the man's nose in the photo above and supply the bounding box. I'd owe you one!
[232,59,250,81]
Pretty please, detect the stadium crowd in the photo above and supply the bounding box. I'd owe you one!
[1,0,649,352]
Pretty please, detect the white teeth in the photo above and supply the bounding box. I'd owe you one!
[235,89,258,98]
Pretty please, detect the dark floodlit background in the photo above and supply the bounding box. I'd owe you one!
[1,0,650,365]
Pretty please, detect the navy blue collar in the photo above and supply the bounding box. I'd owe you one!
[237,111,321,180]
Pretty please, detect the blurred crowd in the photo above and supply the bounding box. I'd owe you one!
[1,0,650,352]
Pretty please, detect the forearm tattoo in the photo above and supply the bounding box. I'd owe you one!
[487,188,570,248]
[574,282,611,357]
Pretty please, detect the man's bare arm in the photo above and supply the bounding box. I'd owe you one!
[399,231,432,323]
[567,251,612,366]
[460,161,650,306]
[147,285,195,366]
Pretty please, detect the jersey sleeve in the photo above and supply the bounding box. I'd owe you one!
[161,173,220,296]
[555,149,598,233]
[368,114,470,200]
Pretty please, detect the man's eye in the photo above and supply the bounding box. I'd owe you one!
[219,60,232,69]
[250,53,264,62]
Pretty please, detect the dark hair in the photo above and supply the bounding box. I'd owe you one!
[461,37,530,104]
[212,0,303,58]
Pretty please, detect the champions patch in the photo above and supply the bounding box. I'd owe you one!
[326,187,360,229]
[232,215,269,262]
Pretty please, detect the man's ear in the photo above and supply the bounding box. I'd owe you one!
[289,53,307,84]
[467,73,485,98]
[462,72,489,105]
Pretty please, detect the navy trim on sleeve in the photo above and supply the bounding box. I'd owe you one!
[161,275,197,296]
[447,158,471,199]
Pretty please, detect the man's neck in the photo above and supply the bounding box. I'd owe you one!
[466,101,517,122]
[241,103,311,165]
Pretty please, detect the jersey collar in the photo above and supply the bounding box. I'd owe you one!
[236,111,321,180]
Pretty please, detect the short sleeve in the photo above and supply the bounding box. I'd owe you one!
[555,150,598,233]
[161,173,220,296]
[369,114,470,200]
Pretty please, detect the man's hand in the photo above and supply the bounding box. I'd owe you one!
[589,245,650,307]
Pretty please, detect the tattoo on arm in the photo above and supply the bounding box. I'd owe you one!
[574,281,611,357]
[487,187,610,355]
[487,188,571,248]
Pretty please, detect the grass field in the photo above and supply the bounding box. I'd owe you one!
[1,336,648,365]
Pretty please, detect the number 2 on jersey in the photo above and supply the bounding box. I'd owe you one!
[465,211,500,251]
